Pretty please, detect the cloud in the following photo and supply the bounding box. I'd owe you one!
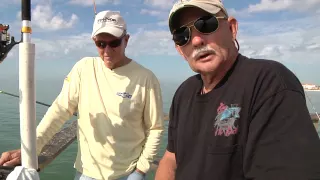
[127,29,176,56]
[139,8,169,19]
[227,8,252,18]
[127,14,320,64]
[237,14,320,65]
[4,29,176,63]
[5,33,95,63]
[68,0,120,6]
[144,0,174,9]
[4,9,320,70]
[157,20,168,26]
[15,2,78,31]
[127,12,320,65]
[140,9,162,16]
[306,44,320,50]
[0,0,17,7]
[1,0,64,7]
[246,0,320,13]
[31,4,78,30]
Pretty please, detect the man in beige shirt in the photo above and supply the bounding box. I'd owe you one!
[0,10,164,180]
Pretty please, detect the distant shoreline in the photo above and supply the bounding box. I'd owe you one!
[305,89,320,92]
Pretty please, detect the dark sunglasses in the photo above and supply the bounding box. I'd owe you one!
[94,36,124,49]
[172,15,227,46]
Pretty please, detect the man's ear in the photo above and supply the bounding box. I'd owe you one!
[228,17,238,41]
[123,34,130,47]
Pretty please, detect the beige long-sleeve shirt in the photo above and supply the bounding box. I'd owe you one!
[36,57,164,179]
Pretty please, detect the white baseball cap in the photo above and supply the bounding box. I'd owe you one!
[91,10,127,38]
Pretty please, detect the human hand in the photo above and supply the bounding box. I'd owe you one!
[0,149,21,166]
[126,169,145,180]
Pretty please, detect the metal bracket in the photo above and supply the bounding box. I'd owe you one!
[0,24,20,63]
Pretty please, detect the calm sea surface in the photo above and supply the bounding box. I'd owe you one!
[0,78,319,179]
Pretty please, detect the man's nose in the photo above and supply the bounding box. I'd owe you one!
[191,28,205,48]
[103,45,113,52]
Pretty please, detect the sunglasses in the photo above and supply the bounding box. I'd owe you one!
[172,15,227,46]
[94,36,124,49]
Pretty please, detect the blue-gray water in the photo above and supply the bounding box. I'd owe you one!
[0,78,319,179]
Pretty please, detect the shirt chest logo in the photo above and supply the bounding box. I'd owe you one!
[214,102,241,137]
[116,92,132,99]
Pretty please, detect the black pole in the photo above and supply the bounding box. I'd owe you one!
[21,0,31,21]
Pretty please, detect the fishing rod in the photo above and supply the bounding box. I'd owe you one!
[18,0,38,171]
[0,90,78,116]
[1,0,38,172]
[93,0,97,16]
[290,72,320,128]
[305,93,320,121]
[0,24,20,63]
[1,90,49,107]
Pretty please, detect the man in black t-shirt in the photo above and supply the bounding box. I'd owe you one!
[155,0,320,180]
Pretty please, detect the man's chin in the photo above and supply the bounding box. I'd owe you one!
[103,57,112,61]
[191,63,218,74]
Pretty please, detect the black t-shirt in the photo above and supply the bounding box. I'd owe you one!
[167,54,320,180]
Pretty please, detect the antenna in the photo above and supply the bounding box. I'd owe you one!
[93,0,97,16]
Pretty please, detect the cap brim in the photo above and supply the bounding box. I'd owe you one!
[169,2,222,33]
[91,26,124,38]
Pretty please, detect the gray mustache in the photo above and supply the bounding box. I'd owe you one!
[192,46,216,59]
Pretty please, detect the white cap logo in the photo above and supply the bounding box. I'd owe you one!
[91,10,127,38]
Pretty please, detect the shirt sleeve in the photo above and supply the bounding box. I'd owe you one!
[36,59,83,155]
[246,89,320,179]
[136,73,165,173]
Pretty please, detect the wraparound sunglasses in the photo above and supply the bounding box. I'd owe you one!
[172,15,227,46]
[94,35,125,49]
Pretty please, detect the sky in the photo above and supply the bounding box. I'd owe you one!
[1,0,320,85]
